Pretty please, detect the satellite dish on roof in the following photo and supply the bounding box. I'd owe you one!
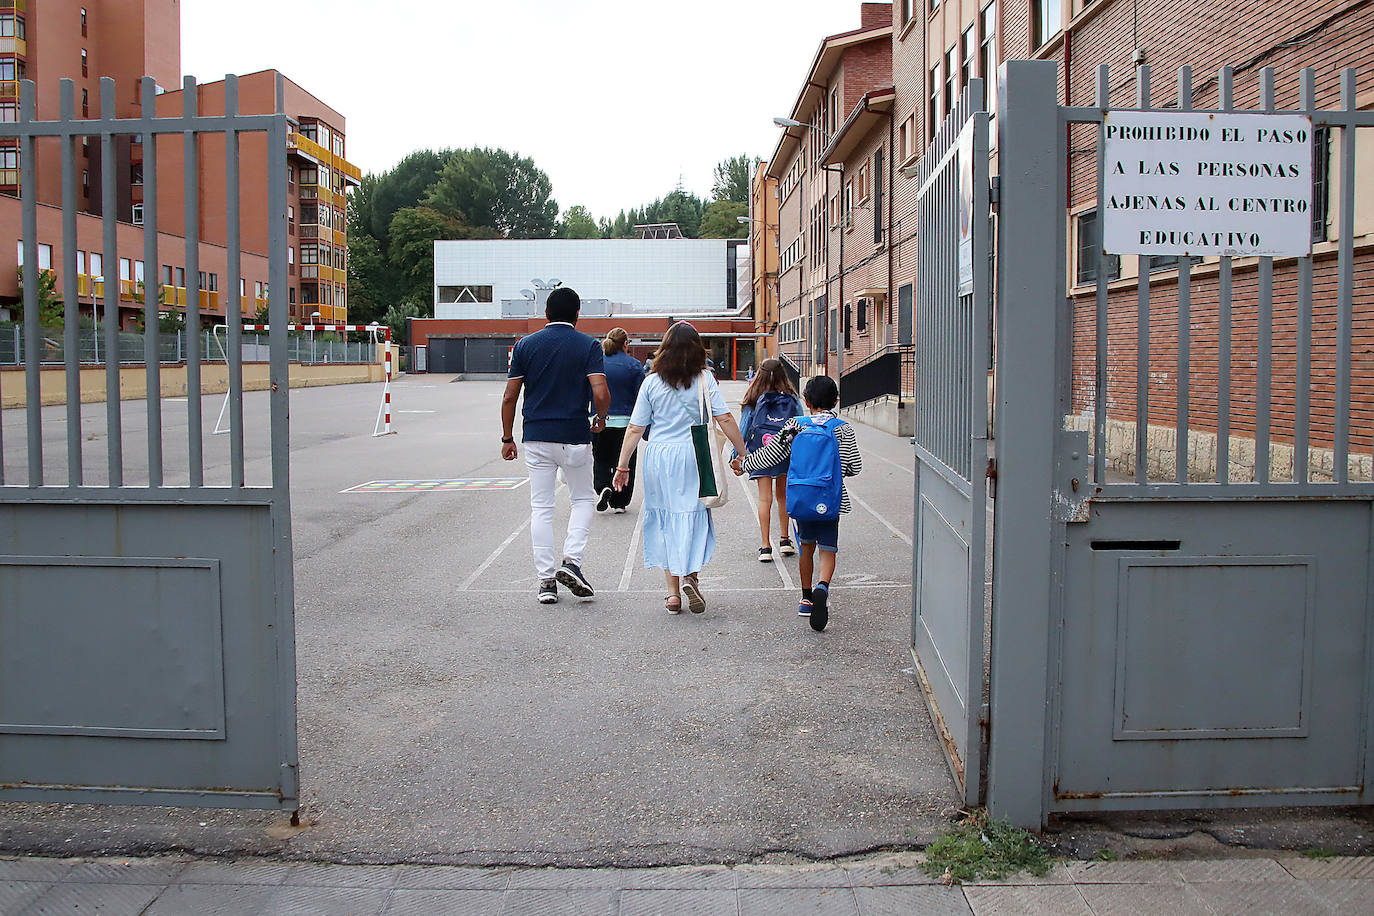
[520,289,534,299]
[531,278,546,287]
[548,278,561,287]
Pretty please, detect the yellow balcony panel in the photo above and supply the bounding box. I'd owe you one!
[0,1,27,14]
[0,80,18,101]
[333,229,346,247]
[333,155,362,186]
[201,290,219,312]
[0,166,18,185]
[0,37,27,57]
[288,131,329,163]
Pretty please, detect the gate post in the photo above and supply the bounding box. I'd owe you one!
[986,60,1064,829]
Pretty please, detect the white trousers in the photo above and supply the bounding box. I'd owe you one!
[524,441,595,581]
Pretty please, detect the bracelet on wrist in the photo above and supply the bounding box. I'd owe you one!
[501,436,514,444]
[615,466,631,472]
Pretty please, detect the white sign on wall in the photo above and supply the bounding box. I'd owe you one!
[1102,111,1314,258]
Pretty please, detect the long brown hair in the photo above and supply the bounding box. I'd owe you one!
[652,322,707,390]
[602,327,628,356]
[741,357,798,407]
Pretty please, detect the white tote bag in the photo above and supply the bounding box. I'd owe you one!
[696,371,731,510]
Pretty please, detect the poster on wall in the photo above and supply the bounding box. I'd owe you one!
[1102,110,1313,258]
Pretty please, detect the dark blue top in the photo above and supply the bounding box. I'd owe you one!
[603,350,645,417]
[508,323,605,444]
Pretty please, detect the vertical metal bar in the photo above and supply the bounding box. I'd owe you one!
[1175,66,1192,485]
[183,77,203,487]
[141,78,163,487]
[1134,65,1151,485]
[1254,68,1275,485]
[60,81,83,486]
[1335,69,1355,484]
[1296,69,1315,486]
[1216,67,1233,485]
[269,113,290,492]
[226,76,245,485]
[100,78,122,487]
[19,80,41,486]
[1093,65,1109,485]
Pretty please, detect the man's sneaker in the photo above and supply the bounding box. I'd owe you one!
[810,583,829,631]
[596,488,614,512]
[556,560,595,598]
[779,537,796,556]
[613,506,627,514]
[798,598,812,617]
[537,579,559,604]
[758,546,774,563]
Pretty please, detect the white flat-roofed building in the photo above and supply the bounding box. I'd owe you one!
[433,238,745,319]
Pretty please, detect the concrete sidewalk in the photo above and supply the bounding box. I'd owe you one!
[2,852,1372,914]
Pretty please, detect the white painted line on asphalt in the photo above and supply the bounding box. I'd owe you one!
[871,450,915,476]
[460,516,532,590]
[853,492,913,547]
[737,473,794,590]
[618,506,646,591]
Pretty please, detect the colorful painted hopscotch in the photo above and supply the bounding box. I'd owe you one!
[341,478,528,494]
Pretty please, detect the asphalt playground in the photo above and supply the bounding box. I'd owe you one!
[0,376,959,867]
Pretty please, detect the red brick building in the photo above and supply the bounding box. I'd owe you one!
[0,0,359,327]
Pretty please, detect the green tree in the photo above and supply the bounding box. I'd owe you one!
[363,149,453,243]
[388,206,496,305]
[424,147,558,239]
[345,229,400,326]
[711,154,753,204]
[558,205,601,239]
[697,199,749,238]
[13,268,65,326]
[381,300,424,346]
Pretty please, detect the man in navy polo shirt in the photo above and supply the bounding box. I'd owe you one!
[500,288,611,605]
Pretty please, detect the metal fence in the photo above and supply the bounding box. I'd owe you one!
[0,325,380,366]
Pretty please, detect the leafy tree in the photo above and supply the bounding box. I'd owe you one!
[13,268,65,326]
[363,149,453,243]
[711,154,753,204]
[424,147,558,239]
[381,300,424,346]
[388,206,496,305]
[559,205,601,239]
[697,199,749,238]
[345,229,400,326]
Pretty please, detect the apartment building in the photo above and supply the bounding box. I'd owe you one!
[0,0,359,327]
[764,3,894,380]
[748,161,778,359]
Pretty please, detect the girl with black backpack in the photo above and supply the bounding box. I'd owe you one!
[733,358,804,563]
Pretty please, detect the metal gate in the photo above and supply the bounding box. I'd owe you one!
[910,81,991,806]
[0,76,298,811]
[988,60,1374,827]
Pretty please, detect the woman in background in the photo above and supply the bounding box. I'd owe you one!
[593,328,644,513]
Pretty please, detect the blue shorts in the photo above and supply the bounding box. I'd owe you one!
[793,518,839,552]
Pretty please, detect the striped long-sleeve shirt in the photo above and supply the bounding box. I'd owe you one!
[741,411,862,513]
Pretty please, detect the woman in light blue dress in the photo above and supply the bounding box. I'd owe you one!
[613,322,748,615]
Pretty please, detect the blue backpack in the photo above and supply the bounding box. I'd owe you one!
[745,391,801,453]
[785,416,845,522]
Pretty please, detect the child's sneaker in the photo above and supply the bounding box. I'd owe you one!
[779,536,796,556]
[798,598,812,617]
[758,546,773,563]
[809,583,829,631]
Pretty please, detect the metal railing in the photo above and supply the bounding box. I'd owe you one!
[0,324,380,366]
[838,344,916,409]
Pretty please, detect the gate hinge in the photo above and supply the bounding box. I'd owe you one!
[989,176,1001,208]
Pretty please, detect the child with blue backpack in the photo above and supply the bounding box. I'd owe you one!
[733,374,862,631]
[732,358,804,563]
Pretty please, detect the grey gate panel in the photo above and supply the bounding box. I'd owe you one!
[0,76,298,811]
[990,60,1374,827]
[910,81,991,806]
[428,338,465,373]
[465,337,517,374]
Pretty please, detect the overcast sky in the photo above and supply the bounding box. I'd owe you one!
[180,0,860,223]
